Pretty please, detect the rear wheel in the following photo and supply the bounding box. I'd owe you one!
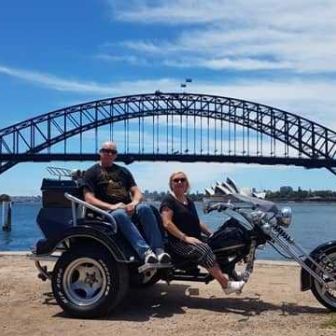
[311,248,336,311]
[51,245,129,318]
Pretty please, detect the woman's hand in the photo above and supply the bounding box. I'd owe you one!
[200,222,212,237]
[184,236,202,245]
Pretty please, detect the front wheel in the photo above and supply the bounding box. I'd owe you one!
[51,245,129,318]
[311,248,336,311]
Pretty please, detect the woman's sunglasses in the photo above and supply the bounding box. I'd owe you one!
[172,177,187,183]
[100,148,118,154]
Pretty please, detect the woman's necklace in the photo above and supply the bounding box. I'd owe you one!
[171,191,188,205]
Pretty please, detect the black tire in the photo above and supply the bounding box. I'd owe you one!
[51,245,129,318]
[311,247,336,311]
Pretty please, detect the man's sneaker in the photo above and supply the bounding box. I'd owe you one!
[144,250,158,264]
[156,248,171,264]
[223,280,245,295]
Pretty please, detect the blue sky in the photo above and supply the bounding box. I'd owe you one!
[1,0,336,195]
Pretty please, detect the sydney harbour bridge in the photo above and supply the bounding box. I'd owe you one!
[1,92,336,176]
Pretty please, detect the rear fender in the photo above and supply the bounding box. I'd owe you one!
[35,224,139,263]
[301,240,336,291]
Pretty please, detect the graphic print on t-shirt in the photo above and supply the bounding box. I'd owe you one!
[99,169,130,203]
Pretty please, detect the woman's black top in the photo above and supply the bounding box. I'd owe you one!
[160,193,202,241]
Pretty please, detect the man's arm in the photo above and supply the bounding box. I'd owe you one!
[83,189,125,211]
[129,185,143,205]
[123,185,143,214]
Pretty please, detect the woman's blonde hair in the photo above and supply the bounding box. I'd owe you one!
[168,171,190,192]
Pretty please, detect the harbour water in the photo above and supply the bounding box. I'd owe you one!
[1,201,336,260]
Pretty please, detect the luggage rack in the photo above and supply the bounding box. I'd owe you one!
[46,166,85,182]
[46,166,73,180]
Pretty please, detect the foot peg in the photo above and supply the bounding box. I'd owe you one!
[138,262,172,273]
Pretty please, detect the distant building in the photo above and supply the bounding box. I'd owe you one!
[280,186,293,194]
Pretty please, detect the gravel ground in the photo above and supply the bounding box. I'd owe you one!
[0,255,335,336]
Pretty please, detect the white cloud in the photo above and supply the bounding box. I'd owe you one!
[0,64,179,96]
[1,63,336,127]
[96,53,150,66]
[106,0,336,73]
[165,57,293,71]
[0,65,115,95]
[110,0,228,24]
[110,0,336,27]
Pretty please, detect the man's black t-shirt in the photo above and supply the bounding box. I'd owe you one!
[160,193,202,241]
[83,163,136,204]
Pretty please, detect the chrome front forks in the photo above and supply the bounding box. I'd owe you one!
[269,224,336,291]
[234,240,257,282]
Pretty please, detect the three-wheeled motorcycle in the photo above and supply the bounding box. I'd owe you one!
[31,170,336,318]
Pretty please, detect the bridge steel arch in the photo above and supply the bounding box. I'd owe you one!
[1,92,336,175]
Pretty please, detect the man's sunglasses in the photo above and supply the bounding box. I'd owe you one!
[172,177,187,183]
[100,148,118,154]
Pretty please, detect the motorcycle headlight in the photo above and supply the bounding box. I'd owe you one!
[278,207,292,227]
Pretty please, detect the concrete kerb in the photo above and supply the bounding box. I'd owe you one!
[0,251,31,256]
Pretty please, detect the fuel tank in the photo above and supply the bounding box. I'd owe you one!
[208,217,250,253]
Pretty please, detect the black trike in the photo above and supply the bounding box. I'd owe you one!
[31,171,336,318]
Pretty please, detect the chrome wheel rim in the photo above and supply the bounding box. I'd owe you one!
[314,251,336,308]
[63,257,107,306]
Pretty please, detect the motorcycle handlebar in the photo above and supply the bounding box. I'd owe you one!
[204,202,228,213]
[204,202,257,214]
